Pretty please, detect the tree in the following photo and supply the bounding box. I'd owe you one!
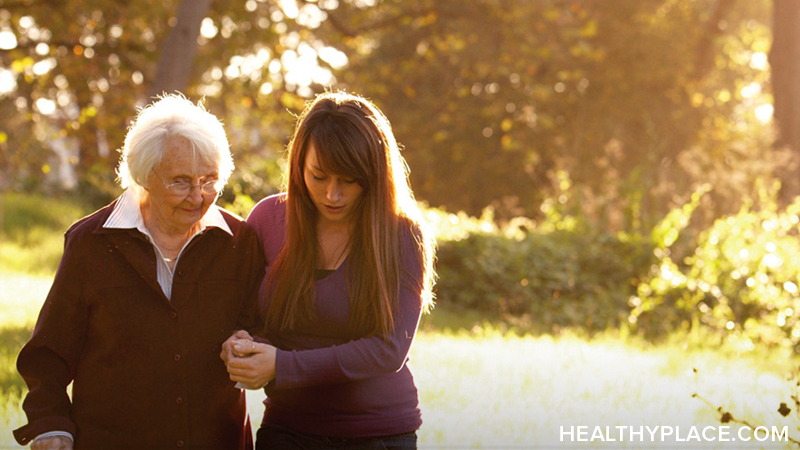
[0,0,777,226]
[0,0,179,200]
[769,0,800,200]
[0,0,297,202]
[148,0,212,98]
[316,0,773,225]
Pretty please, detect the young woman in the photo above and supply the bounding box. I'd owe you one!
[222,91,436,450]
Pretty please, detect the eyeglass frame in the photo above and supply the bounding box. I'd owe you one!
[151,168,221,196]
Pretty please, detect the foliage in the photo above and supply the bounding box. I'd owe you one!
[0,0,302,198]
[429,186,656,334]
[435,229,653,334]
[0,0,779,229]
[331,0,774,222]
[631,179,800,352]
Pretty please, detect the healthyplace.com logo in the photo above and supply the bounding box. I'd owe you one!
[560,425,788,443]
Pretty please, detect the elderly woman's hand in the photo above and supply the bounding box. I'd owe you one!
[225,339,277,389]
[220,330,253,365]
[31,436,73,450]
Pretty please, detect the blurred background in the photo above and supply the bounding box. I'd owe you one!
[4,0,800,448]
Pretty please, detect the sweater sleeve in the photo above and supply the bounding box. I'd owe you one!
[273,233,425,389]
[13,229,88,445]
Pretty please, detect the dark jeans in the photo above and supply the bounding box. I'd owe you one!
[255,424,417,450]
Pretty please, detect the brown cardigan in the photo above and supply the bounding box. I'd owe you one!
[14,200,265,450]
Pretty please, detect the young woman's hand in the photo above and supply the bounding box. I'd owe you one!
[220,329,253,364]
[225,339,277,388]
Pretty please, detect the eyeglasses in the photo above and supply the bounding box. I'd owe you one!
[151,169,220,196]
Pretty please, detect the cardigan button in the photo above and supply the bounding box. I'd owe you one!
[174,354,181,362]
[170,311,177,319]
[176,397,183,404]
[176,440,185,447]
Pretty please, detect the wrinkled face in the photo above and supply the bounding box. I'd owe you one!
[303,143,364,227]
[144,136,219,233]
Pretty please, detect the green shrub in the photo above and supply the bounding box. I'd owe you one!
[428,202,655,334]
[631,180,800,350]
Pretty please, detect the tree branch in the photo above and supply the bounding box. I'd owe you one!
[298,0,438,38]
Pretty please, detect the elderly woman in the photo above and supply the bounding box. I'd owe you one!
[13,94,264,450]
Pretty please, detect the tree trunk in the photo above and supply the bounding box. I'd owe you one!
[693,0,736,80]
[147,0,213,99]
[770,0,800,200]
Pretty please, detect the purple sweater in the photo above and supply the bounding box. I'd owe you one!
[246,194,424,438]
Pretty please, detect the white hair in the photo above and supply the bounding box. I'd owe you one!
[116,93,233,194]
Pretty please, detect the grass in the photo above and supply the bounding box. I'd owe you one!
[413,333,795,449]
[1,272,798,449]
[244,309,800,449]
[0,192,91,276]
[0,272,51,449]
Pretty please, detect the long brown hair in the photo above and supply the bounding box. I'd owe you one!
[266,91,435,337]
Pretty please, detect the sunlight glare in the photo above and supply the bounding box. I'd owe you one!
[762,253,783,269]
[750,51,768,71]
[298,3,326,28]
[755,103,773,124]
[0,69,17,95]
[311,67,333,85]
[268,59,281,74]
[35,98,56,115]
[283,42,334,90]
[209,67,223,81]
[80,34,97,48]
[0,29,17,50]
[280,49,298,68]
[224,64,240,79]
[740,82,761,99]
[319,0,339,9]
[19,16,35,28]
[297,85,313,98]
[197,82,222,97]
[109,25,123,39]
[32,58,56,76]
[281,31,301,49]
[35,43,49,56]
[279,0,300,19]
[200,18,218,39]
[318,46,348,69]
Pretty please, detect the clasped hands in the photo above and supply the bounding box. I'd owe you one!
[220,330,277,389]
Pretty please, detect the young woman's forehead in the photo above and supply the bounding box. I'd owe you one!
[306,140,340,169]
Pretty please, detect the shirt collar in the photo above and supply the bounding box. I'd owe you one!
[103,189,233,236]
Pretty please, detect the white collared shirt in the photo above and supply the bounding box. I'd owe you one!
[102,189,233,300]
